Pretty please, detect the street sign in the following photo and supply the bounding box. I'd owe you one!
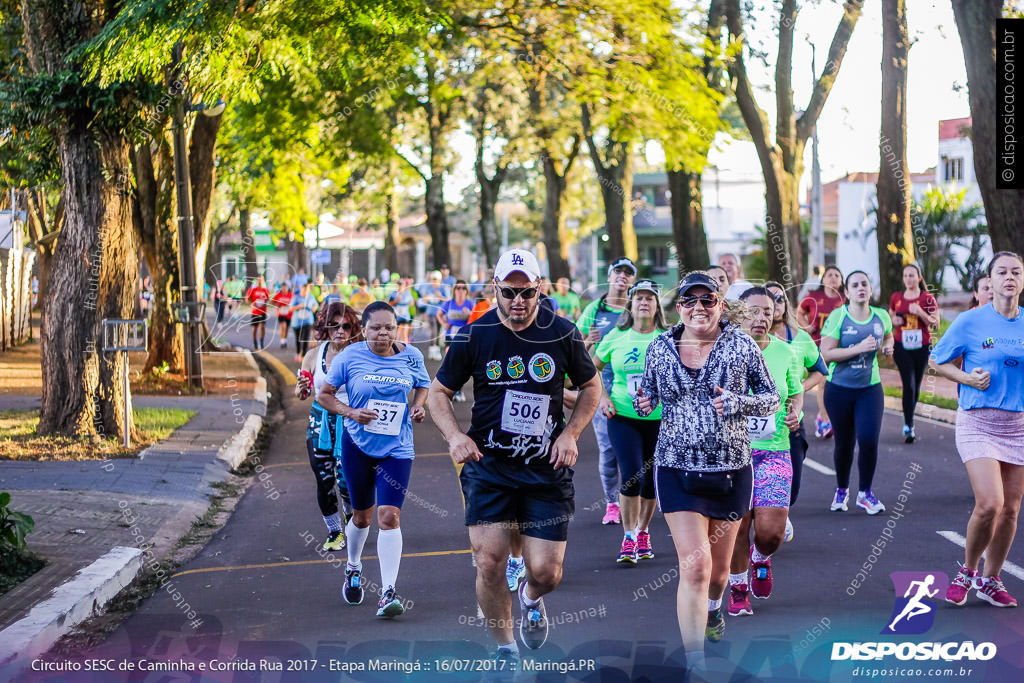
[311,249,331,265]
[102,319,148,352]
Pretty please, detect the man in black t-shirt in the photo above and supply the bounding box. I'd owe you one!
[429,249,600,659]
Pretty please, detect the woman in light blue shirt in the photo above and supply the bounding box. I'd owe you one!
[317,301,430,619]
[930,251,1024,609]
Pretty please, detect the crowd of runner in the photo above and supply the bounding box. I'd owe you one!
[280,247,1022,678]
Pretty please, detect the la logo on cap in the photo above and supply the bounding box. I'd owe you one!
[512,254,524,265]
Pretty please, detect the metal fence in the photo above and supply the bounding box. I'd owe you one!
[0,247,35,351]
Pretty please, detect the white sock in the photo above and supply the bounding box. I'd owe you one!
[377,528,403,592]
[625,530,636,541]
[636,526,647,535]
[751,547,771,563]
[324,513,342,533]
[509,555,523,564]
[497,641,519,655]
[521,583,541,607]
[708,598,722,611]
[346,519,369,567]
[729,572,747,586]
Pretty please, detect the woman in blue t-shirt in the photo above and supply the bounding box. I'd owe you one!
[819,271,894,516]
[930,251,1024,609]
[317,301,431,618]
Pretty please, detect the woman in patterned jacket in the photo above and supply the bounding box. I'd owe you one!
[635,271,779,672]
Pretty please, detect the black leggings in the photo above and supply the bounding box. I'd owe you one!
[789,423,809,505]
[606,415,658,499]
[306,438,351,518]
[893,342,930,427]
[295,324,313,356]
[823,382,884,491]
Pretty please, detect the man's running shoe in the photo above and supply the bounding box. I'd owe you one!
[376,586,406,617]
[636,531,654,559]
[821,420,833,438]
[903,424,916,444]
[945,564,979,606]
[322,530,345,552]
[784,517,794,543]
[518,583,549,649]
[830,488,849,512]
[856,490,885,515]
[977,575,1017,607]
[617,536,638,565]
[506,556,526,593]
[705,608,725,642]
[750,547,773,599]
[279,339,286,348]
[602,502,621,525]
[343,566,364,605]
[815,415,825,438]
[728,584,753,616]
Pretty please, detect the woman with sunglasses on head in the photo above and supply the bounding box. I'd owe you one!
[819,271,894,516]
[318,301,431,618]
[930,251,1024,609]
[634,272,779,671]
[889,264,940,443]
[798,265,846,439]
[764,281,828,538]
[295,302,362,552]
[593,280,668,565]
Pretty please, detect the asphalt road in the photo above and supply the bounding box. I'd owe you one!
[23,313,1024,682]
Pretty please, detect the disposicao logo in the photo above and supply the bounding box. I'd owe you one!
[883,571,948,635]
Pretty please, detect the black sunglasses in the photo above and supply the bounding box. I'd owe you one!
[498,286,538,300]
[679,294,719,309]
[326,322,353,331]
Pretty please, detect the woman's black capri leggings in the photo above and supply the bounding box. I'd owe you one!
[606,415,659,499]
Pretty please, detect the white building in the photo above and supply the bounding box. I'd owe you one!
[831,116,989,292]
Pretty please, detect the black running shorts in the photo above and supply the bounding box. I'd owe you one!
[460,457,574,542]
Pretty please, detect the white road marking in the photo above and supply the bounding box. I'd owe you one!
[803,457,837,476]
[937,530,1024,582]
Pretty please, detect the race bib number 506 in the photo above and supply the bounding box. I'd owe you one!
[501,391,550,436]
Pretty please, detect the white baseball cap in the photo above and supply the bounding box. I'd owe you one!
[494,249,541,281]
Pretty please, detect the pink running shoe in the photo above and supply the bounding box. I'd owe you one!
[945,564,978,606]
[749,546,773,599]
[636,531,654,559]
[616,536,637,565]
[728,584,753,616]
[602,502,621,525]
[977,575,1017,607]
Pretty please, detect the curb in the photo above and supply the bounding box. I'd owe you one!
[0,547,144,670]
[883,395,957,426]
[0,350,270,673]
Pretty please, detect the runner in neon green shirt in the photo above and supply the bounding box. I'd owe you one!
[551,277,582,320]
[592,279,665,565]
[728,286,804,617]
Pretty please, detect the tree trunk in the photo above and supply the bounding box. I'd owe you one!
[25,190,57,312]
[424,174,450,268]
[876,0,913,301]
[133,138,185,374]
[189,112,221,288]
[478,179,498,267]
[952,0,1024,257]
[668,169,710,276]
[582,105,638,262]
[239,207,258,283]
[384,159,400,274]
[541,152,572,281]
[39,128,139,439]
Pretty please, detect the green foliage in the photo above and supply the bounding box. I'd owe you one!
[909,186,987,294]
[0,491,35,551]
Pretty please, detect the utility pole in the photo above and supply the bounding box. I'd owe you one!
[172,43,203,391]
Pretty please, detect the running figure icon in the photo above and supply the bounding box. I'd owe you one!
[887,574,939,632]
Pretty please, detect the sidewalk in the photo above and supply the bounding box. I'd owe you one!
[0,338,271,671]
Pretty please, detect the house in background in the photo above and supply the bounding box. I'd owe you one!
[570,140,768,292]
[830,116,987,291]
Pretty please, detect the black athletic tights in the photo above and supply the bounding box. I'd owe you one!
[893,342,930,428]
[306,438,350,518]
[823,382,884,491]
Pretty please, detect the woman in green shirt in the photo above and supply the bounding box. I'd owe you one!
[594,280,666,565]
[820,271,894,516]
